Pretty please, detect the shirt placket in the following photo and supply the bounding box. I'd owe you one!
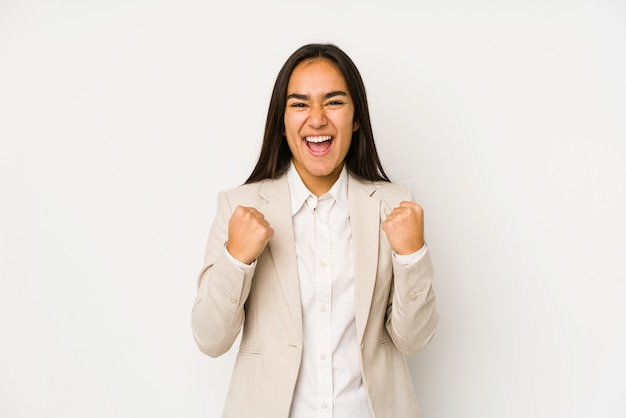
[311,195,333,417]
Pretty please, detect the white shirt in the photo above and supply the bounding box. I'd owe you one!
[287,164,372,418]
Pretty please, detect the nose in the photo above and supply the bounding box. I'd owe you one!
[308,106,327,128]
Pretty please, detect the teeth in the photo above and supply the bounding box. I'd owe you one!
[305,135,332,143]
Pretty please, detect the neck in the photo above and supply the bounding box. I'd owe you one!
[295,165,343,197]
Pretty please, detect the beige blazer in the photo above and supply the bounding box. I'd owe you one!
[191,173,438,418]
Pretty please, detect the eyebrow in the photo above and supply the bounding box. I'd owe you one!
[286,91,349,101]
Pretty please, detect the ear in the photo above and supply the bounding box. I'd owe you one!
[353,120,360,132]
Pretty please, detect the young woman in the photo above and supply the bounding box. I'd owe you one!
[192,43,438,418]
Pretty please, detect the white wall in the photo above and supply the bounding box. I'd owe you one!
[1,1,625,417]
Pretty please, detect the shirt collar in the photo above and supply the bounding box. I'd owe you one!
[287,162,350,217]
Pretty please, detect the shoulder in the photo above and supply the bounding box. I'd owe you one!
[349,175,415,214]
[220,176,289,207]
[372,182,414,211]
[351,175,414,202]
[373,181,412,198]
[222,181,263,200]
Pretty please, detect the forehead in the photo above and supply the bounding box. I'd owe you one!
[287,58,349,92]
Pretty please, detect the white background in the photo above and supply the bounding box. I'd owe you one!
[1,0,625,417]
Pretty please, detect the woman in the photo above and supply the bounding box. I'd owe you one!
[191,43,438,418]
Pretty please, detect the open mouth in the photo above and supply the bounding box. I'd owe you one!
[305,135,333,154]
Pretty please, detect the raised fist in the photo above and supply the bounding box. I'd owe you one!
[226,206,274,264]
[381,201,425,255]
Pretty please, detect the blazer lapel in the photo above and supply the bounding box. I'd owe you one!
[348,175,381,344]
[258,176,303,340]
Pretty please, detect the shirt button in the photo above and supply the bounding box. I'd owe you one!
[320,354,326,360]
[408,292,419,300]
[321,403,328,409]
[321,262,327,268]
[320,305,327,312]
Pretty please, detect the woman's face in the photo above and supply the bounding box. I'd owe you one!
[283,58,359,196]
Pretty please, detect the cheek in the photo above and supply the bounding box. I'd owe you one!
[284,132,303,156]
[284,112,306,130]
[338,108,356,131]
[338,115,357,136]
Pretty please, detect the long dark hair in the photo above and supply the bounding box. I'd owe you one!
[245,43,390,184]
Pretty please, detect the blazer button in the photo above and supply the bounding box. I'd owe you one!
[225,292,238,303]
[408,292,419,300]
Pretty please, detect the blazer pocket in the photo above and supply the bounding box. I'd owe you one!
[238,348,262,357]
[378,338,393,348]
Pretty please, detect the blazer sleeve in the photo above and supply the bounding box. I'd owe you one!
[191,191,256,358]
[384,188,439,355]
